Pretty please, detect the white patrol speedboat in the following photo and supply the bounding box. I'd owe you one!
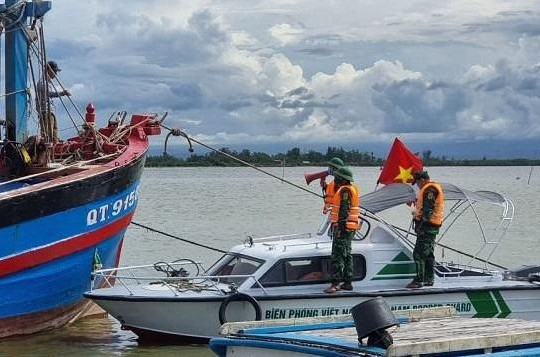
[85,183,540,343]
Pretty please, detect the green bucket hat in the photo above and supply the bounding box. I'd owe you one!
[334,166,354,182]
[326,157,344,169]
[412,170,430,181]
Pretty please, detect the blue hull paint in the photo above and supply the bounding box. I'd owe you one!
[0,229,126,319]
[0,182,140,320]
[0,181,140,257]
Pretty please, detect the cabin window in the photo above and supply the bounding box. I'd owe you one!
[258,255,366,287]
[207,254,263,285]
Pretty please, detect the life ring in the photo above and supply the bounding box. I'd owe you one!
[218,293,262,325]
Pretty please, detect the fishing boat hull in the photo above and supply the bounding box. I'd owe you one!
[0,160,142,338]
[86,283,540,343]
[0,0,163,339]
[0,115,161,338]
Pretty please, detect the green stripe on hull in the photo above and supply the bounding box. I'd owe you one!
[375,263,416,276]
[467,290,512,318]
[392,252,412,262]
[372,251,415,280]
[467,291,498,317]
[492,290,511,318]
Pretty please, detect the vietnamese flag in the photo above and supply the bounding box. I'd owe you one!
[377,138,423,184]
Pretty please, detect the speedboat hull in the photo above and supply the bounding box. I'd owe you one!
[86,283,540,343]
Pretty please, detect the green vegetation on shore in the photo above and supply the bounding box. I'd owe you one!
[146,147,540,167]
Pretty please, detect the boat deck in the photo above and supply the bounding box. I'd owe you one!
[88,276,538,300]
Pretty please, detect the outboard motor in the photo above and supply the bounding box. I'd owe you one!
[351,297,398,349]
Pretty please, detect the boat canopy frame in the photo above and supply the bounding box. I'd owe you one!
[361,183,514,273]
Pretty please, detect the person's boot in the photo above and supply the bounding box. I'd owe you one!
[423,280,434,287]
[323,283,341,293]
[340,282,353,291]
[405,281,423,289]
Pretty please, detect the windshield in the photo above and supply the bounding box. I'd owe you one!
[207,254,263,284]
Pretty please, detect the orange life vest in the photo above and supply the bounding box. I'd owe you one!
[414,181,444,227]
[323,181,336,214]
[330,184,361,231]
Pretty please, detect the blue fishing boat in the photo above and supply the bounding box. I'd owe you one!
[0,1,161,337]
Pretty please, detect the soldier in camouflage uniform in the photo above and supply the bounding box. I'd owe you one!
[324,166,360,293]
[407,171,444,289]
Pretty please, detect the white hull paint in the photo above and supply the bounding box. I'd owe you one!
[94,286,540,340]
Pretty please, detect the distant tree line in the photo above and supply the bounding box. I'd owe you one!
[419,150,540,166]
[145,147,540,167]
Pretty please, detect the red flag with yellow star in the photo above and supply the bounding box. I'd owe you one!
[377,138,423,184]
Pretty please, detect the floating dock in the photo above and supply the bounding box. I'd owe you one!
[211,307,540,356]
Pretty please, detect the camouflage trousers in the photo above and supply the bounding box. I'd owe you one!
[412,232,436,283]
[40,112,58,143]
[331,229,355,284]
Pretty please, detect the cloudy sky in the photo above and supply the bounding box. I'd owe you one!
[42,1,540,157]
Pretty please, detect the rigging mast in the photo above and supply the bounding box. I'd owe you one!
[4,0,50,143]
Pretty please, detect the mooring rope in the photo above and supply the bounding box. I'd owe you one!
[131,221,227,254]
[150,125,508,270]
[160,124,323,199]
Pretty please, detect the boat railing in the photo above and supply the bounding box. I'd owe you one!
[91,263,269,296]
[280,241,332,251]
[252,232,312,243]
[91,260,206,289]
[434,261,497,278]
[251,232,334,252]
[436,193,514,272]
[92,260,206,276]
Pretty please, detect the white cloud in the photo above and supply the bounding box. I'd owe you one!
[462,64,496,84]
[269,23,304,46]
[260,54,305,96]
[230,31,259,48]
[516,35,540,66]
[38,0,540,155]
[178,118,202,125]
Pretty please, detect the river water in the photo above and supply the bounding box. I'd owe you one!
[1,166,539,356]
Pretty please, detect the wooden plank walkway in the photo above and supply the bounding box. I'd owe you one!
[220,306,455,335]
[302,317,540,357]
[222,308,540,356]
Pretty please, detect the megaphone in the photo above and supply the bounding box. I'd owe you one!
[304,170,329,185]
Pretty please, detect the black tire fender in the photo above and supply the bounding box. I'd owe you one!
[218,293,262,325]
